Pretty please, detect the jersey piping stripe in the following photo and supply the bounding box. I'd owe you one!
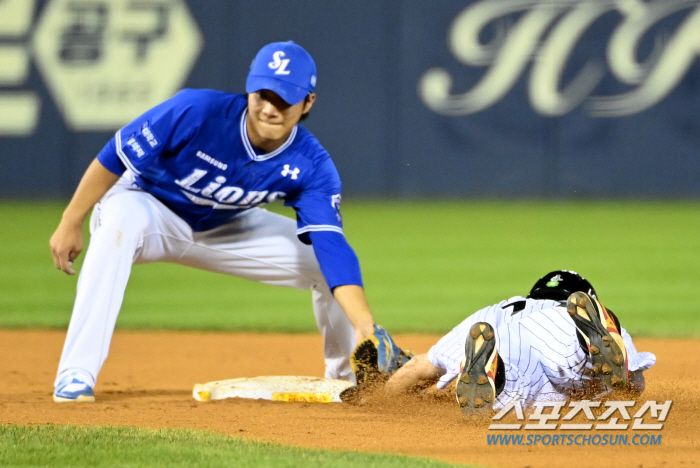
[240,109,298,161]
[296,225,344,235]
[114,130,142,176]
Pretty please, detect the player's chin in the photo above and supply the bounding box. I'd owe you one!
[256,123,288,141]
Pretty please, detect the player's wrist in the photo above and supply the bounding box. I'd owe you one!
[60,209,87,227]
[355,323,375,342]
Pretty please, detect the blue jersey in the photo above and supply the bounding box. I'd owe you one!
[99,89,344,237]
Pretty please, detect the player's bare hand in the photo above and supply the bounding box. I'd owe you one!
[50,219,84,275]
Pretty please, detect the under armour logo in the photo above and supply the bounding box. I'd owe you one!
[281,164,300,180]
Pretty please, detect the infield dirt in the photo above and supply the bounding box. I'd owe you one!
[1,330,698,468]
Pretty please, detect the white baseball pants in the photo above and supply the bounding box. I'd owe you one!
[55,176,356,389]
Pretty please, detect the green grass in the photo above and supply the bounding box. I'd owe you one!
[0,200,696,468]
[1,200,699,336]
[0,425,471,467]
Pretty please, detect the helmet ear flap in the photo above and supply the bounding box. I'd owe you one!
[527,270,596,301]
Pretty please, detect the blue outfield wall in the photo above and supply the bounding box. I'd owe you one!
[0,0,698,198]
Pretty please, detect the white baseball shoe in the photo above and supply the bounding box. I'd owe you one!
[53,372,95,403]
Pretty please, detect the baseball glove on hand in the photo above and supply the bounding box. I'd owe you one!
[350,324,414,383]
[341,325,413,404]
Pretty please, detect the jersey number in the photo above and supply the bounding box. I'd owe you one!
[505,300,527,316]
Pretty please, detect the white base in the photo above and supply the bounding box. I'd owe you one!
[193,376,354,403]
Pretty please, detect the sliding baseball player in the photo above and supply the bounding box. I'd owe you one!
[382,271,656,413]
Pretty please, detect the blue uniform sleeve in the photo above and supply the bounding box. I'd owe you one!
[308,231,363,290]
[285,156,344,244]
[96,138,126,176]
[113,89,200,177]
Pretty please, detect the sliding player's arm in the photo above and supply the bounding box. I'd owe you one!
[383,353,446,395]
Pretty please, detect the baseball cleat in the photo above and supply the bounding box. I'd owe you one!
[456,322,499,416]
[53,373,95,403]
[567,292,628,390]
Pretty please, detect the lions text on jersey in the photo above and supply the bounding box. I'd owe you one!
[100,88,343,238]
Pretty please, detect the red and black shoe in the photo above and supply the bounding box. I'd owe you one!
[567,292,628,389]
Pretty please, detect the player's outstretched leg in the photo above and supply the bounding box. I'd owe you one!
[456,322,500,415]
[567,292,628,390]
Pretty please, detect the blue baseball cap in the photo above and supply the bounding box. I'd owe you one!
[246,41,317,105]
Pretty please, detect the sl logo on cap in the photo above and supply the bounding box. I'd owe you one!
[269,51,291,75]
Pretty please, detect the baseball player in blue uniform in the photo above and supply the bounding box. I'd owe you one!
[380,271,656,413]
[49,41,410,402]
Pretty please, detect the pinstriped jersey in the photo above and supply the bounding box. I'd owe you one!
[109,88,343,236]
[428,297,562,389]
[428,296,656,393]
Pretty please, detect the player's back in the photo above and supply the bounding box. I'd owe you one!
[427,296,563,386]
[467,296,563,330]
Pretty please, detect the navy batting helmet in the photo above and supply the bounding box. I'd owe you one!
[527,270,597,301]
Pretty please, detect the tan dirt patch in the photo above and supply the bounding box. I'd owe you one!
[0,330,698,467]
